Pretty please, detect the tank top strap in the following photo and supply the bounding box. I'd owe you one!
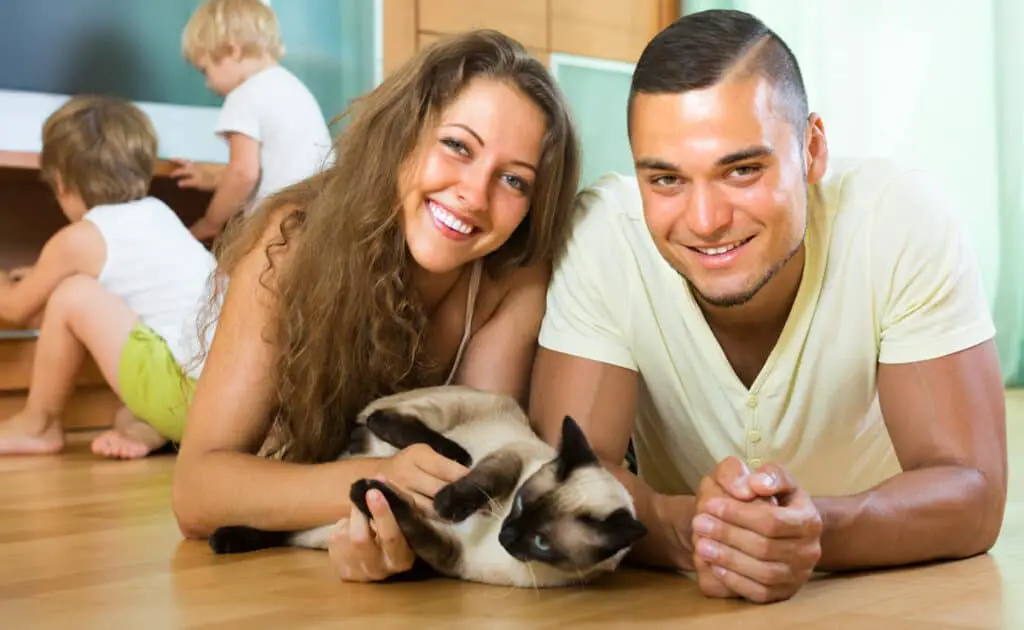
[444,259,484,385]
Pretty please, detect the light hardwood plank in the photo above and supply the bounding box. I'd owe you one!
[1,391,1022,629]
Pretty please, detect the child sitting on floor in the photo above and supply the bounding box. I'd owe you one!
[170,0,332,242]
[0,95,216,459]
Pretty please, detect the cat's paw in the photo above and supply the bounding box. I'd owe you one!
[349,478,409,520]
[433,483,484,523]
[208,525,289,554]
[349,478,379,519]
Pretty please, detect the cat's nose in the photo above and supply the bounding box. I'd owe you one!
[498,526,518,549]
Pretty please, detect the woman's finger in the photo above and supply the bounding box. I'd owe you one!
[416,451,470,484]
[366,489,416,572]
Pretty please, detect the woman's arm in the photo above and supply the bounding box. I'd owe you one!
[171,217,465,539]
[171,217,372,538]
[452,263,551,404]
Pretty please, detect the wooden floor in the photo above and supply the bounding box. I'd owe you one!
[2,396,1023,630]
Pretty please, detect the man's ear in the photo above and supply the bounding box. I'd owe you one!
[803,112,829,185]
[556,415,598,481]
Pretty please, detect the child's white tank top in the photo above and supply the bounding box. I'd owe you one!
[82,197,216,378]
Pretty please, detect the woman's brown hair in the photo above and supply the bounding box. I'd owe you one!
[195,29,580,463]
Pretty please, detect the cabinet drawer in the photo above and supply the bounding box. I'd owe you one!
[0,386,120,430]
[0,338,107,391]
[550,0,668,62]
[417,31,549,66]
[417,0,548,50]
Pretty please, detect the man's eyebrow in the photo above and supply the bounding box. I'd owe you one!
[635,146,774,172]
[635,157,678,171]
[716,146,773,166]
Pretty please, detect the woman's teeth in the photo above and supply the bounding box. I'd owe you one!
[429,200,473,235]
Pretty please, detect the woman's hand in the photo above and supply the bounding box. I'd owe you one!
[328,445,468,582]
[375,443,469,515]
[328,485,416,582]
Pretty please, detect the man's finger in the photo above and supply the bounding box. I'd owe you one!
[711,565,789,604]
[706,497,810,539]
[696,535,795,587]
[747,463,799,500]
[712,456,757,501]
[693,552,736,599]
[693,514,804,562]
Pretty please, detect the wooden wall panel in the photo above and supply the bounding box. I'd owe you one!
[382,0,417,76]
[417,0,548,50]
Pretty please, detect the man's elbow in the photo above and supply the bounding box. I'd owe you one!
[956,469,1007,558]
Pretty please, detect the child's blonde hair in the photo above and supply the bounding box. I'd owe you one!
[40,96,158,209]
[182,0,284,65]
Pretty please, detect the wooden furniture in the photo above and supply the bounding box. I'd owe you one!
[381,0,681,72]
[2,389,1024,628]
[0,150,213,429]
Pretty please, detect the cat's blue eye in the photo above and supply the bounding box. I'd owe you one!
[532,534,550,552]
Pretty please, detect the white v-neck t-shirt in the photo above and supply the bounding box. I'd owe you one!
[538,159,995,497]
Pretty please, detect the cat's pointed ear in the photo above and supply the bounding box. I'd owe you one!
[556,415,598,481]
[591,508,649,561]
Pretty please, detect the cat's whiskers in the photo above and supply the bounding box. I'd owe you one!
[525,561,540,597]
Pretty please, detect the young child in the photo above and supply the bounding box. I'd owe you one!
[171,0,333,241]
[0,95,216,459]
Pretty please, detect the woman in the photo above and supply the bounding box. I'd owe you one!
[170,29,581,582]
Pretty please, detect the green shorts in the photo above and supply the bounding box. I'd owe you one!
[117,322,196,443]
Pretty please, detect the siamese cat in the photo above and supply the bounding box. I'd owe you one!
[209,385,648,588]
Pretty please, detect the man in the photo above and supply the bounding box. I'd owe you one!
[529,9,1007,604]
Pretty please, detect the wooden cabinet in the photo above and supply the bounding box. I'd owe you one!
[382,0,680,72]
[379,0,680,192]
[0,150,213,429]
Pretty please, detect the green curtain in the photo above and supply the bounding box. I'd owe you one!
[683,0,1024,384]
[273,0,378,125]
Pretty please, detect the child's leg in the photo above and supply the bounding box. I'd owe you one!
[0,276,138,455]
[90,405,168,460]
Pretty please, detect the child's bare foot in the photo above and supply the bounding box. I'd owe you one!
[90,406,168,460]
[0,410,65,455]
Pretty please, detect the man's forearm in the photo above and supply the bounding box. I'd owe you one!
[607,464,696,572]
[814,466,1005,571]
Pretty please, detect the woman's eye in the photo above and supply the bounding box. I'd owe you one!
[441,137,469,156]
[502,174,527,192]
[532,534,550,552]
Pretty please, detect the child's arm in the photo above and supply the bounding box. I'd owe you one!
[169,160,226,192]
[190,133,260,241]
[0,222,105,325]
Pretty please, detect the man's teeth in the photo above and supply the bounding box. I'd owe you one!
[696,240,745,255]
[429,201,473,235]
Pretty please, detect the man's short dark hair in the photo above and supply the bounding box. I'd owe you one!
[628,9,808,138]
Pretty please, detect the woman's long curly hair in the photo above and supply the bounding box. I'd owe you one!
[193,30,581,464]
